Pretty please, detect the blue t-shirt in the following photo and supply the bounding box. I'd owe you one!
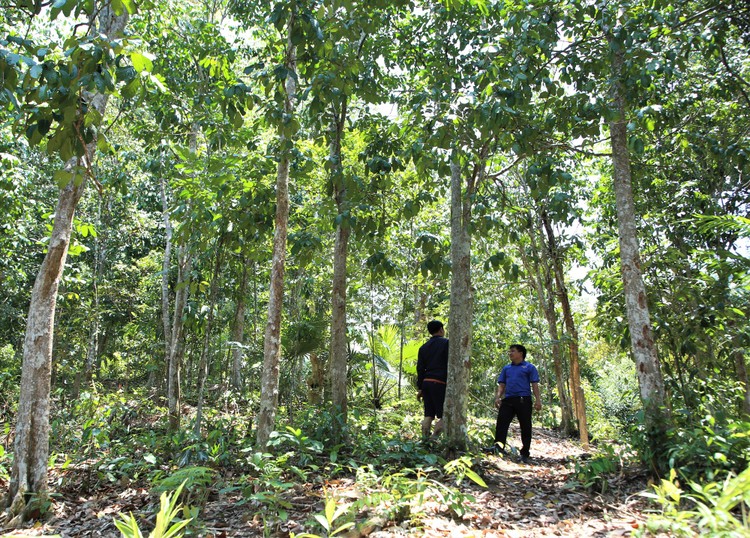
[497,361,540,398]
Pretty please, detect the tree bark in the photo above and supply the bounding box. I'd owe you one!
[329,98,349,434]
[542,212,589,448]
[3,8,128,526]
[194,235,225,436]
[307,352,324,405]
[230,257,249,391]
[4,178,85,526]
[256,9,297,449]
[159,172,173,392]
[735,350,750,417]
[523,218,574,434]
[444,157,474,451]
[167,243,191,433]
[609,42,669,460]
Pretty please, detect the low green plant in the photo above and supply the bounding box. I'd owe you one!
[238,451,295,525]
[115,481,191,538]
[152,466,215,508]
[295,491,355,537]
[266,427,324,466]
[0,444,9,482]
[640,467,750,537]
[573,444,621,493]
[443,456,487,488]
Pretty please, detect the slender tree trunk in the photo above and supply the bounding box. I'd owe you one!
[542,212,589,448]
[3,8,127,526]
[194,235,225,436]
[158,172,173,394]
[230,257,249,391]
[522,219,574,434]
[256,10,297,449]
[735,350,750,417]
[4,178,85,526]
[307,352,324,405]
[167,244,191,432]
[444,157,474,451]
[73,193,104,399]
[609,43,669,463]
[329,99,350,433]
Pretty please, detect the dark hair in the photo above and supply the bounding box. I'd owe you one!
[427,320,444,335]
[510,344,527,358]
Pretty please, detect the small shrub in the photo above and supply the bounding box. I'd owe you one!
[115,481,191,538]
[573,444,622,493]
[152,466,215,508]
[640,467,750,537]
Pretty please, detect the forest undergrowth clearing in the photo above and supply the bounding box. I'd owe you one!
[1,427,654,538]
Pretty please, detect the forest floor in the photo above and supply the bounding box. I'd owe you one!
[1,426,657,537]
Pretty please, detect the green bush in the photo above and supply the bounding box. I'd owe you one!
[640,467,750,537]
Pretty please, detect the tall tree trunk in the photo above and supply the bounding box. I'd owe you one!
[609,42,669,464]
[158,172,173,394]
[230,257,249,391]
[194,235,225,436]
[522,218,574,434]
[307,352,324,405]
[3,8,128,526]
[444,157,474,451]
[542,212,589,448]
[734,349,750,417]
[256,9,297,449]
[167,243,192,433]
[4,178,85,526]
[329,99,350,433]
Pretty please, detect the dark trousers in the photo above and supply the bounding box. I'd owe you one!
[494,396,533,457]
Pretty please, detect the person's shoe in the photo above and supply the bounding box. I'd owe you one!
[520,455,530,464]
[483,444,505,455]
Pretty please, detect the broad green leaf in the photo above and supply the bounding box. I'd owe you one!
[131,52,154,73]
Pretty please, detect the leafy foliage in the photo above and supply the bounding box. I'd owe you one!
[115,481,191,538]
[641,467,750,537]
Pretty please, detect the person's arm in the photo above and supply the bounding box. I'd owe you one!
[532,382,542,411]
[494,383,505,408]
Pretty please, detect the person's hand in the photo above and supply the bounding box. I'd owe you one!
[494,396,502,409]
[417,390,423,400]
[534,401,542,412]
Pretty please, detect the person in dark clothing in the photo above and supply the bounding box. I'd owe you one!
[492,344,542,462]
[416,319,449,440]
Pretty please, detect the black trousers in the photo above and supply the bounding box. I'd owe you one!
[494,396,533,457]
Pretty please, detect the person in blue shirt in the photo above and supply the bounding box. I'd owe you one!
[492,344,542,462]
[416,320,449,440]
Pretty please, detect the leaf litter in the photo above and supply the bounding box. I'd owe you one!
[1,426,654,537]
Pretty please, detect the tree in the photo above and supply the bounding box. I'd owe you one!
[3,3,131,523]
[256,1,299,448]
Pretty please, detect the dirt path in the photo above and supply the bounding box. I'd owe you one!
[1,428,653,537]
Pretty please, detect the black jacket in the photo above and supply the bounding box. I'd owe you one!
[417,335,449,389]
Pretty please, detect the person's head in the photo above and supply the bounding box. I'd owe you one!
[427,320,444,336]
[508,344,526,363]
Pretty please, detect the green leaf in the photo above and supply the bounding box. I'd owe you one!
[313,513,330,531]
[131,52,154,73]
[464,469,487,487]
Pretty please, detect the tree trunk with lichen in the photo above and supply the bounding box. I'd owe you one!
[3,8,128,526]
[610,42,669,465]
[256,8,297,449]
[328,98,350,437]
[444,158,474,451]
